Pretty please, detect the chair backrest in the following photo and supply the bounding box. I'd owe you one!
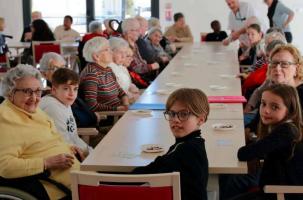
[71,171,181,200]
[0,53,10,69]
[200,32,208,42]
[32,41,61,67]
[264,185,303,200]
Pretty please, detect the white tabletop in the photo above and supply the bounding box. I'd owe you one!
[81,42,247,174]
[81,111,247,174]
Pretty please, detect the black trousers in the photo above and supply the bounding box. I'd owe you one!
[284,32,293,43]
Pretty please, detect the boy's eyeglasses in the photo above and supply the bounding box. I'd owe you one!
[13,88,43,97]
[269,61,297,69]
[163,110,192,121]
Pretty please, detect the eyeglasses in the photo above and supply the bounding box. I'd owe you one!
[14,88,43,97]
[269,61,297,69]
[163,110,192,121]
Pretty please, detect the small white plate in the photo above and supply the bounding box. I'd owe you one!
[141,144,164,153]
[184,63,198,67]
[212,123,235,131]
[210,104,226,109]
[207,61,220,65]
[165,83,182,87]
[155,89,170,95]
[131,110,152,116]
[209,85,227,90]
[219,74,237,78]
[171,72,182,76]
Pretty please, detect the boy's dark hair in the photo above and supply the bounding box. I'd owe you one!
[52,68,79,86]
[247,23,261,33]
[64,15,73,23]
[210,20,220,29]
[174,12,184,22]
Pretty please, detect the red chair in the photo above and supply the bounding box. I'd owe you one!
[200,32,208,42]
[71,171,181,200]
[32,41,61,67]
[0,53,10,69]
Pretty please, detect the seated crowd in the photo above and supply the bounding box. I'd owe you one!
[1,5,303,199]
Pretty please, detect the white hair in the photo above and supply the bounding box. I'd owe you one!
[82,37,109,62]
[148,17,160,29]
[89,20,102,33]
[109,37,128,51]
[1,64,42,97]
[121,18,140,34]
[39,52,66,72]
[147,27,162,39]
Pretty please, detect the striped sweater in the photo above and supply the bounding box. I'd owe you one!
[80,62,126,111]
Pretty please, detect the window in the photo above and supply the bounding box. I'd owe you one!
[94,0,152,22]
[32,0,87,34]
[26,0,158,33]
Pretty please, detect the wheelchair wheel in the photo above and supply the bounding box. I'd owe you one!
[0,186,38,200]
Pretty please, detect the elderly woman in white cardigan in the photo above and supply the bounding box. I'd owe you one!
[108,37,140,103]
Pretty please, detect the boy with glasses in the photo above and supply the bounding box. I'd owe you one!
[133,88,210,200]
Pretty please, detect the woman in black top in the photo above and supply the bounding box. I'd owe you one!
[133,88,210,200]
[22,19,55,64]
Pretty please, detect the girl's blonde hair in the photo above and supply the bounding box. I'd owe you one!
[268,44,303,81]
[258,84,303,143]
[166,88,210,121]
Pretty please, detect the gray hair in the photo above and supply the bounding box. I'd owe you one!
[39,52,66,72]
[264,31,286,46]
[89,20,102,33]
[147,27,162,39]
[121,18,140,34]
[109,37,128,51]
[148,17,160,29]
[1,64,42,97]
[83,37,109,62]
[266,40,285,54]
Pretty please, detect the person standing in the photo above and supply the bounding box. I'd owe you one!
[223,0,267,62]
[264,0,294,43]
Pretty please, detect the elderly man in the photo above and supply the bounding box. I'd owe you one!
[223,0,267,48]
[164,12,193,43]
[0,64,80,199]
[54,15,80,42]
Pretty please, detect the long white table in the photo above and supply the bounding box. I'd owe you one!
[81,111,246,174]
[82,42,246,172]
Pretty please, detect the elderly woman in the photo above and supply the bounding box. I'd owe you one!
[122,18,159,82]
[0,64,80,199]
[82,20,104,43]
[39,52,66,87]
[79,21,105,71]
[146,27,171,70]
[123,47,149,89]
[80,37,129,111]
[148,17,176,57]
[108,37,140,103]
[245,43,300,112]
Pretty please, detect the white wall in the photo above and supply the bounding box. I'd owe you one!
[1,0,303,51]
[160,0,268,42]
[159,0,303,51]
[0,0,23,43]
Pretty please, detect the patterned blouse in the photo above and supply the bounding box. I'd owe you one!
[80,62,126,111]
